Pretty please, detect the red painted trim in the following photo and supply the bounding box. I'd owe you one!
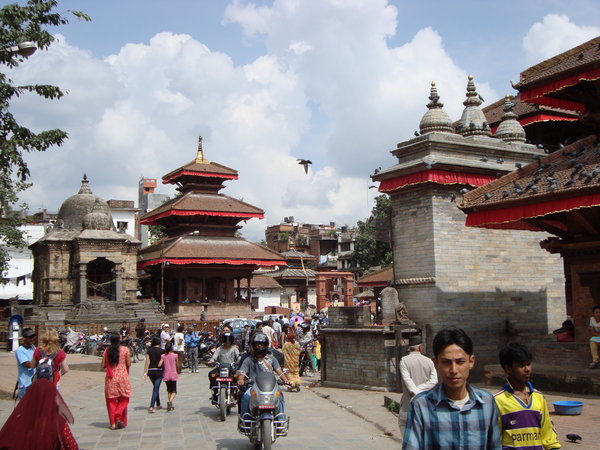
[491,114,579,134]
[379,170,496,193]
[140,209,263,225]
[138,257,284,269]
[465,193,600,230]
[163,170,238,184]
[519,67,600,112]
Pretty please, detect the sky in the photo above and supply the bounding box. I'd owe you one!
[5,0,600,242]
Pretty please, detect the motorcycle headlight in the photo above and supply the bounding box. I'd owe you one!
[259,394,274,404]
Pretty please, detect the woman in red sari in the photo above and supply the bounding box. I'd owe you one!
[0,378,78,450]
[101,333,132,430]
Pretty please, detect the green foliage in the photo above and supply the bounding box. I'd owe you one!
[148,225,166,244]
[0,0,89,277]
[352,194,392,270]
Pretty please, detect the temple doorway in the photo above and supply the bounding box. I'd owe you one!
[87,257,116,300]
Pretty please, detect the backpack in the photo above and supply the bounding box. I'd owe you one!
[33,349,57,382]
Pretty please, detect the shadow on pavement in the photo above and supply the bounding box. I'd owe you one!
[87,422,108,429]
[196,406,231,422]
[215,438,254,449]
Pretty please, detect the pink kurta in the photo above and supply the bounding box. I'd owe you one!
[105,346,132,398]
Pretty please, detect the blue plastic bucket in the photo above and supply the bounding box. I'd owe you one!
[553,401,584,415]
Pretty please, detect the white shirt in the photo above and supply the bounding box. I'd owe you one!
[173,332,185,352]
[160,330,171,349]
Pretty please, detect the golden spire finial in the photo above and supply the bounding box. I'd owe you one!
[195,136,209,163]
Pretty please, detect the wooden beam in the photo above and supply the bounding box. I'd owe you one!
[525,218,569,239]
[571,210,600,237]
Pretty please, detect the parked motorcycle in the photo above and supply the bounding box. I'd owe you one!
[238,371,289,449]
[211,363,238,421]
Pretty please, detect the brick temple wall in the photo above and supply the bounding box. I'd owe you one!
[321,327,398,390]
[391,184,566,374]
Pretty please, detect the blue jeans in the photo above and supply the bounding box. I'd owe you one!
[148,373,162,408]
[240,388,285,417]
[18,384,30,399]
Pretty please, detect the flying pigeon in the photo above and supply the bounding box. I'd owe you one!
[297,159,312,174]
[566,433,582,443]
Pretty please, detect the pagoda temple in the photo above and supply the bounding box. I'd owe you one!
[138,137,285,318]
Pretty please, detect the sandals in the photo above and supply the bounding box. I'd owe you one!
[116,421,125,429]
[148,407,154,414]
[167,401,174,411]
[109,424,116,430]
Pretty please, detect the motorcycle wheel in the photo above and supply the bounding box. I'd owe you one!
[135,346,145,362]
[261,419,272,450]
[219,387,227,422]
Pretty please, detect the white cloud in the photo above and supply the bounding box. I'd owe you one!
[522,14,600,64]
[11,1,499,242]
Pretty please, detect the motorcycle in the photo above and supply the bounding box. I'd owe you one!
[299,342,315,377]
[210,363,238,421]
[238,371,289,449]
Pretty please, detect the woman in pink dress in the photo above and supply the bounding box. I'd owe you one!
[159,341,180,411]
[101,333,132,430]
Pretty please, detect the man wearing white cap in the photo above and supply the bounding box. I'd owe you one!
[398,335,437,433]
[160,324,172,350]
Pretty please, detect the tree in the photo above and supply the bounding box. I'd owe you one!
[352,194,392,270]
[0,0,89,277]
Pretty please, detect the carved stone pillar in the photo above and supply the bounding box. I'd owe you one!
[78,263,87,303]
[114,262,123,302]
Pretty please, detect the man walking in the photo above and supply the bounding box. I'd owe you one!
[494,343,561,449]
[403,328,500,449]
[184,326,200,373]
[15,328,36,399]
[398,336,437,433]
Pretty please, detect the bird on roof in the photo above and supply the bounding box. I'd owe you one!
[502,191,509,198]
[373,167,381,175]
[532,154,542,161]
[496,158,504,164]
[484,193,492,200]
[478,94,485,102]
[480,156,489,162]
[297,159,312,174]
[450,194,457,202]
[515,162,522,169]
[414,131,420,137]
[459,188,469,194]
[566,433,582,443]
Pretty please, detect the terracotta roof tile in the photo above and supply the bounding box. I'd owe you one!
[516,36,600,89]
[459,134,600,211]
[162,160,238,182]
[357,267,393,285]
[482,94,578,126]
[140,192,264,222]
[139,235,286,264]
[240,275,282,289]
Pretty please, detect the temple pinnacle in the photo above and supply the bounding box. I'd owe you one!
[419,81,453,134]
[78,173,93,194]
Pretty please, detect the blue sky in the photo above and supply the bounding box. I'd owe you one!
[6,0,600,241]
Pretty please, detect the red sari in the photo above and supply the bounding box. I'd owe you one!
[0,379,78,450]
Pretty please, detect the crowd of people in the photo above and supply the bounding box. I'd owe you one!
[4,304,599,449]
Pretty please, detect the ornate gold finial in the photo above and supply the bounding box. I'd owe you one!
[195,136,209,163]
[468,74,473,80]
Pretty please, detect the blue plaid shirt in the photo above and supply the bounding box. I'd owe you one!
[402,383,501,450]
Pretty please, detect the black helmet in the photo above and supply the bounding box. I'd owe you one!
[251,332,269,346]
[222,332,234,345]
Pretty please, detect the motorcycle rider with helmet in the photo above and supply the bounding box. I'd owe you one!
[237,332,290,418]
[207,332,239,402]
[299,323,317,373]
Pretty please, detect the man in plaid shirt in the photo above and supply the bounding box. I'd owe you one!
[402,328,501,449]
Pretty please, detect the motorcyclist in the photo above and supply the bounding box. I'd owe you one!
[237,332,290,418]
[208,332,240,402]
[299,323,316,373]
